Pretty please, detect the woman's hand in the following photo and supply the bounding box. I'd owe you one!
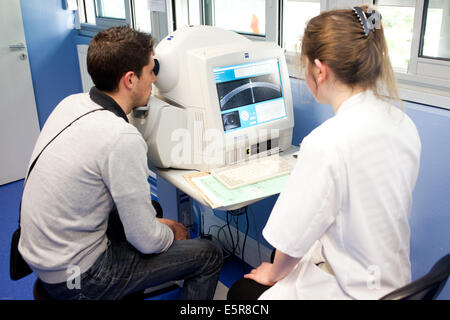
[244,262,277,286]
[244,250,301,286]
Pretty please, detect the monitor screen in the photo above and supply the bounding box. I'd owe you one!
[213,58,287,132]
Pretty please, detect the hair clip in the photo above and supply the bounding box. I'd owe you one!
[366,9,382,31]
[353,6,382,38]
[353,6,371,37]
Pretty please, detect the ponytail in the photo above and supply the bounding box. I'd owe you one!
[300,5,401,107]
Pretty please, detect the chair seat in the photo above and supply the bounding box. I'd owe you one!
[33,279,53,300]
[381,253,450,300]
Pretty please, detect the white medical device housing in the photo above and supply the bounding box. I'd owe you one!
[130,25,294,171]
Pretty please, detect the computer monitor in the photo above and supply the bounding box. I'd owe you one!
[131,25,294,171]
[214,58,287,133]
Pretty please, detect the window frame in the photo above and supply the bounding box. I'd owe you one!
[76,0,171,44]
[74,0,450,109]
[196,0,279,43]
[281,0,323,79]
[398,0,450,108]
[95,0,131,26]
[408,0,450,78]
[76,0,132,36]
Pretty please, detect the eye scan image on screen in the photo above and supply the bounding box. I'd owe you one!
[214,58,287,132]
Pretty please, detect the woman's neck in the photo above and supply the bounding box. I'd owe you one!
[328,84,365,114]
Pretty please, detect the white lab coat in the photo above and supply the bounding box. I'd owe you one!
[259,91,421,300]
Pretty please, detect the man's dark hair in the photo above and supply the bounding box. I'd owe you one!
[87,26,154,92]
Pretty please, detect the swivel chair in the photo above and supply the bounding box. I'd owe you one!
[380,253,450,300]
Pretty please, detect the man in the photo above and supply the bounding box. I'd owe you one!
[19,26,223,300]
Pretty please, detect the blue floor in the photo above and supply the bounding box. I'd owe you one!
[0,180,249,300]
[0,180,36,300]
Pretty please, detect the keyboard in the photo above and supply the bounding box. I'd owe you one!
[210,154,292,189]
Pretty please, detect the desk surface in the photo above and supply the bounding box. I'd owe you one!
[150,145,300,211]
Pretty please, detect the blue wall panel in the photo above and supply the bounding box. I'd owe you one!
[404,102,450,300]
[20,0,83,128]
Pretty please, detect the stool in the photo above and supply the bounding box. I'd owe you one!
[33,279,53,300]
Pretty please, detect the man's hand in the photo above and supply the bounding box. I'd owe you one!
[157,218,189,240]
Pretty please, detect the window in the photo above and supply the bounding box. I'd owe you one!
[96,0,126,19]
[420,0,450,60]
[281,0,320,77]
[402,0,450,108]
[280,0,450,109]
[134,0,152,32]
[174,0,201,29]
[77,0,131,34]
[206,0,266,36]
[377,1,415,73]
[74,0,450,108]
[78,0,96,24]
[282,0,320,53]
[76,0,169,43]
[200,0,279,42]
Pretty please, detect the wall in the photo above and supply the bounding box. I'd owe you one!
[405,101,450,299]
[20,0,83,128]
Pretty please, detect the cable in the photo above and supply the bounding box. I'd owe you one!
[249,206,262,265]
[206,207,251,273]
[233,214,240,256]
[225,207,250,273]
[226,210,236,256]
[241,207,250,273]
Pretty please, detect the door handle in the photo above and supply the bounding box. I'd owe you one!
[9,42,26,50]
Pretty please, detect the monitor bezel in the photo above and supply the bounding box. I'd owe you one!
[203,47,294,143]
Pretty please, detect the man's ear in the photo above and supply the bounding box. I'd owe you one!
[122,71,135,89]
[314,59,329,84]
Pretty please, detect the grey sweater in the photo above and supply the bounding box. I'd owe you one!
[19,92,173,284]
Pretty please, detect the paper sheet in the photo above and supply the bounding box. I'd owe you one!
[184,171,290,209]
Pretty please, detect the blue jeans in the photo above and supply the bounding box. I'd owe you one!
[41,238,223,300]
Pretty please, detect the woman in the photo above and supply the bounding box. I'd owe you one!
[227,6,421,300]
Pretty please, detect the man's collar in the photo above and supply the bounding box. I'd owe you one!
[89,86,129,123]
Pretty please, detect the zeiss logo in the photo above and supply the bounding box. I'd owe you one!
[244,52,249,59]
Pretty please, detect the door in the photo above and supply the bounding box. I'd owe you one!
[0,0,40,185]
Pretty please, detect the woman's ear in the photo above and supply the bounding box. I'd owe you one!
[314,59,329,84]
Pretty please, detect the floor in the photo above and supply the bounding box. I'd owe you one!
[0,179,251,300]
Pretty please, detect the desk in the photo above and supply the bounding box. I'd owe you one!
[150,145,299,211]
[151,145,299,268]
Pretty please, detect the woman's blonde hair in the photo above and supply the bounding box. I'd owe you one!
[300,5,400,105]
